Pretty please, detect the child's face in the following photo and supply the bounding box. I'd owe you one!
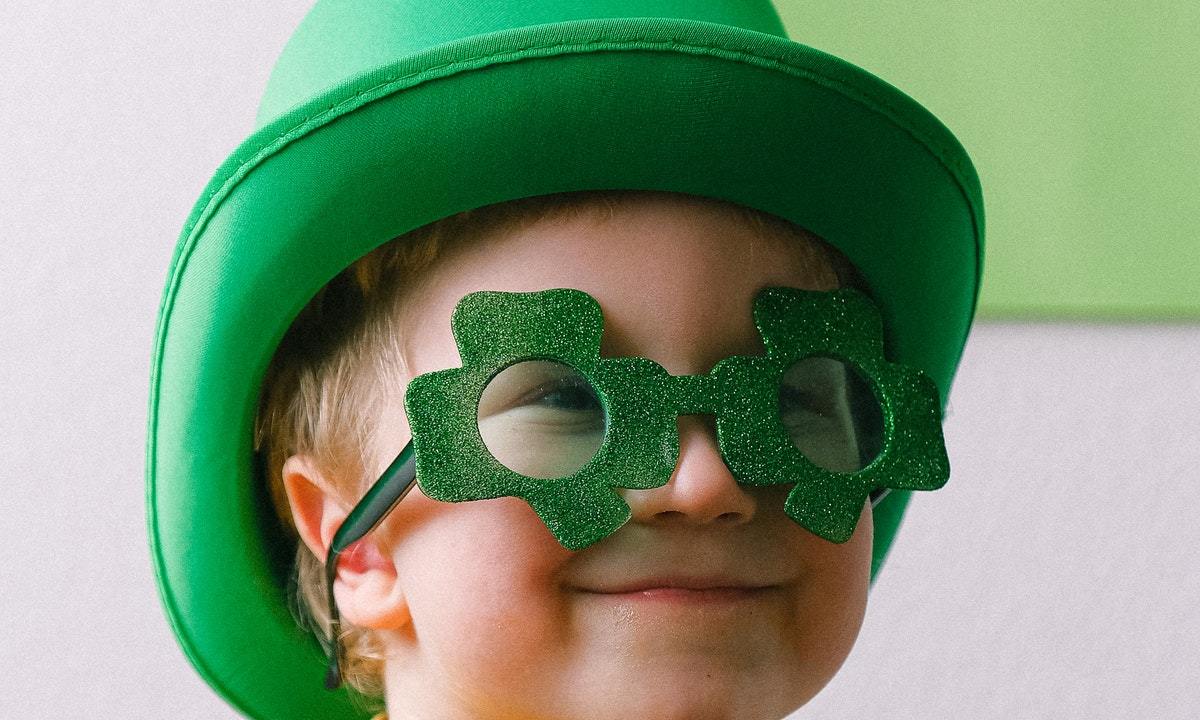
[328,196,873,719]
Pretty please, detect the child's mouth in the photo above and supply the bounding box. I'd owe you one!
[573,573,785,607]
[587,586,777,604]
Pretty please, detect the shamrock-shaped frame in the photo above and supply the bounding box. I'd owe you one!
[404,287,948,550]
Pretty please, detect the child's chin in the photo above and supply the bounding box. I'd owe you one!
[573,654,819,720]
[583,671,812,720]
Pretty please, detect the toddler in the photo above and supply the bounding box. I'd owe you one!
[147,1,983,719]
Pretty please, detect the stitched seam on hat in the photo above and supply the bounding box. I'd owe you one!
[181,36,976,255]
[325,38,972,184]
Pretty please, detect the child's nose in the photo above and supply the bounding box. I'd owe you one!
[620,414,756,527]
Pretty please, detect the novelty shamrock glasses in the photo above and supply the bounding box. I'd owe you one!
[321,286,949,688]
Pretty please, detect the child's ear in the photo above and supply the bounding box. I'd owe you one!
[282,455,412,631]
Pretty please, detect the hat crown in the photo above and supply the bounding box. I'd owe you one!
[256,0,787,127]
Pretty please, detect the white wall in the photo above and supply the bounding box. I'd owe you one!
[2,2,1197,717]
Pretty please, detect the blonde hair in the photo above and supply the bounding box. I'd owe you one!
[253,190,850,700]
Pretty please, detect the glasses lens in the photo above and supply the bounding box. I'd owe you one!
[778,356,883,473]
[477,360,607,479]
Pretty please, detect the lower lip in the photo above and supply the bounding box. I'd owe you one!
[585,587,775,604]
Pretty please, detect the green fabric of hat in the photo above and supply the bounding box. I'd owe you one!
[146,0,984,717]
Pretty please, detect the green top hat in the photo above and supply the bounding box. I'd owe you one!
[146,0,984,717]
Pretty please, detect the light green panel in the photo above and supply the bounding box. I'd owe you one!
[777,1,1200,318]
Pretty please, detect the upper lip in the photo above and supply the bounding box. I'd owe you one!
[576,574,780,594]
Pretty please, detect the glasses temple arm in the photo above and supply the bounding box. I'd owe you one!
[323,440,417,690]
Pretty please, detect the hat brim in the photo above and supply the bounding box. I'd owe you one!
[148,18,982,720]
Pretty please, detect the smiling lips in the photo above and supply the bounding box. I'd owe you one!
[577,575,781,604]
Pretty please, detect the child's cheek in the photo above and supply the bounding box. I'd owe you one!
[402,495,577,681]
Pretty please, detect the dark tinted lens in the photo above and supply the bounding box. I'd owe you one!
[477,360,606,479]
[778,356,883,473]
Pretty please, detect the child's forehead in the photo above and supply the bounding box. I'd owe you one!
[395,195,840,377]
[421,195,836,295]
